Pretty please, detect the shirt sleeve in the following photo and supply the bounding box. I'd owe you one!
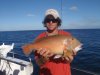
[59,30,72,36]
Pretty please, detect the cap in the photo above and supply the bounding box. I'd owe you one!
[45,9,60,19]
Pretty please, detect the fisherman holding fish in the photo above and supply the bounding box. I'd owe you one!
[22,9,82,75]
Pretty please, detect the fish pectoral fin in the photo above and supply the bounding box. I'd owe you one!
[63,49,73,62]
[63,49,71,57]
[63,44,72,58]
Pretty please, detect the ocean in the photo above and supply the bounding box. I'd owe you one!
[0,29,100,75]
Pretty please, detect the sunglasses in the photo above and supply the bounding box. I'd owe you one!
[45,19,58,23]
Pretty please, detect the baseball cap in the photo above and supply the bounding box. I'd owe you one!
[45,9,60,19]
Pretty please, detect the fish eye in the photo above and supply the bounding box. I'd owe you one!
[72,38,74,40]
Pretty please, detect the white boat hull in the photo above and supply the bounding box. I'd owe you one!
[0,56,33,75]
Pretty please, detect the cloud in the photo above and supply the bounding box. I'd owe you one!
[27,13,35,17]
[69,5,78,11]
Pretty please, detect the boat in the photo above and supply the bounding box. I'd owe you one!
[0,43,33,75]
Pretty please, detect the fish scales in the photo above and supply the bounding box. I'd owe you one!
[22,35,82,58]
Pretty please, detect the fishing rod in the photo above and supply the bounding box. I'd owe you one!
[61,0,63,20]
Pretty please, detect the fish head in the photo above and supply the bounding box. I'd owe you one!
[63,36,82,61]
[72,37,82,51]
[66,36,83,53]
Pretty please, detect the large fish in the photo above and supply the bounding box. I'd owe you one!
[22,35,82,60]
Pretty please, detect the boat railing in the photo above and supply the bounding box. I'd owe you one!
[71,67,98,75]
[2,51,99,75]
[7,51,31,61]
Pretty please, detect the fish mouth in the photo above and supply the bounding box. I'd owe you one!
[74,44,83,52]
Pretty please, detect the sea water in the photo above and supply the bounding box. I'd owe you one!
[0,29,100,75]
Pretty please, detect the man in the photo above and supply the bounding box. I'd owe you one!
[34,9,76,75]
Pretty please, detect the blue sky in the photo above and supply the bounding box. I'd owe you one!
[0,0,100,31]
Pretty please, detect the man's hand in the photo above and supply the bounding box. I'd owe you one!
[64,55,74,62]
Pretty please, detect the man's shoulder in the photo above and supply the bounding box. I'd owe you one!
[59,30,71,36]
[36,32,46,40]
[38,32,46,37]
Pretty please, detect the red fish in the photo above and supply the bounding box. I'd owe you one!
[22,35,82,59]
